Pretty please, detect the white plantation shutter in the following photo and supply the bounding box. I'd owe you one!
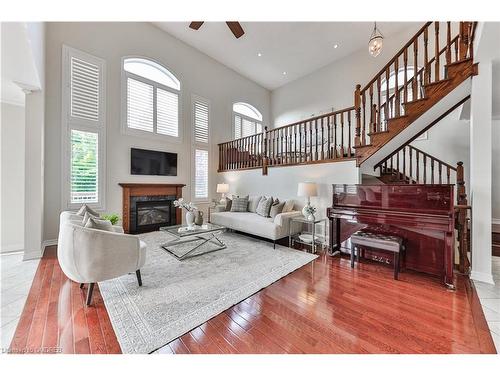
[157,88,178,137]
[63,46,106,209]
[242,118,256,138]
[70,57,100,122]
[234,115,242,139]
[70,130,99,203]
[195,149,209,199]
[194,101,209,143]
[122,58,180,138]
[127,78,154,132]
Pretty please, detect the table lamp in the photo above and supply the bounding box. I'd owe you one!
[297,182,318,219]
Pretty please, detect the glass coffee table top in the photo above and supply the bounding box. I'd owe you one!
[159,223,227,260]
[160,223,226,238]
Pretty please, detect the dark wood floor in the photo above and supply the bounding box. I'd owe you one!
[9,245,496,354]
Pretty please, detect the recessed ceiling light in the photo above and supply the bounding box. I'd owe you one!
[282,71,287,75]
[257,52,262,57]
[334,44,339,49]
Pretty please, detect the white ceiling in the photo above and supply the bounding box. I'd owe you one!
[154,22,420,90]
[1,22,41,106]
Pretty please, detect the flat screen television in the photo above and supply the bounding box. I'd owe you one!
[131,148,177,176]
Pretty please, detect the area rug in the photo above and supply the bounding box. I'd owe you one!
[98,231,317,354]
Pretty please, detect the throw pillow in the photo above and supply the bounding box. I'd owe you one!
[225,198,232,211]
[248,196,262,213]
[76,204,99,217]
[84,217,114,232]
[282,200,295,213]
[270,201,285,219]
[230,196,249,212]
[256,196,273,217]
[83,211,99,226]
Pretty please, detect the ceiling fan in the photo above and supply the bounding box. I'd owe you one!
[189,22,245,39]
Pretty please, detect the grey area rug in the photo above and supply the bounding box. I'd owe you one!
[98,231,317,354]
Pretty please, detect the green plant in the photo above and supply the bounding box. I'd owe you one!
[102,213,120,225]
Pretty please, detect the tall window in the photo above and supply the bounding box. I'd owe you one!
[62,45,106,209]
[233,102,262,139]
[192,96,210,201]
[122,57,180,139]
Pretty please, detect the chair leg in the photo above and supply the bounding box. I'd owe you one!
[86,283,95,306]
[273,241,276,249]
[136,269,142,286]
[79,283,84,289]
[351,246,355,268]
[394,252,400,280]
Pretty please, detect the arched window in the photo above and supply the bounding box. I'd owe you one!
[233,102,263,139]
[122,57,180,138]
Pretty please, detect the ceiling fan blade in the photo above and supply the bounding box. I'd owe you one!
[189,22,204,30]
[226,22,244,38]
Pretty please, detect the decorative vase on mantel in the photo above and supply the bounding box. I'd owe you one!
[186,211,195,228]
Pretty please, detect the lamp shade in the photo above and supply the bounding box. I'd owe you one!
[297,182,318,197]
[216,183,229,194]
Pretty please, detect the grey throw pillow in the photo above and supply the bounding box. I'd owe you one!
[270,201,285,219]
[83,211,99,226]
[230,196,249,212]
[84,217,114,232]
[76,204,99,217]
[225,198,232,211]
[248,196,262,213]
[256,196,273,217]
[282,200,295,213]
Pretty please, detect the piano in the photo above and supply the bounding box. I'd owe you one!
[327,184,455,289]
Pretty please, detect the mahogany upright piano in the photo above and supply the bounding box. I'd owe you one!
[327,184,456,288]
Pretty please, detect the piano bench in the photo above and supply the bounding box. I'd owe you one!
[350,231,405,280]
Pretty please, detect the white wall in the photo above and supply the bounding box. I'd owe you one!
[1,102,25,252]
[493,119,500,222]
[218,160,360,231]
[44,22,271,241]
[271,26,421,127]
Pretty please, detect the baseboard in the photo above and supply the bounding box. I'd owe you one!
[42,239,58,255]
[22,239,57,261]
[470,270,495,285]
[492,218,500,225]
[0,243,24,253]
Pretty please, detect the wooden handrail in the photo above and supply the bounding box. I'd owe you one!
[405,145,457,172]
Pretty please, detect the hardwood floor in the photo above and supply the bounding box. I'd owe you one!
[8,245,496,354]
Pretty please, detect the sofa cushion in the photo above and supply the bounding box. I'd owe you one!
[270,201,285,218]
[76,204,99,217]
[83,211,99,226]
[282,200,295,213]
[85,217,114,232]
[256,196,273,217]
[230,196,249,212]
[248,196,262,213]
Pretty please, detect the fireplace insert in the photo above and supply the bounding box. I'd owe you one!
[129,195,176,233]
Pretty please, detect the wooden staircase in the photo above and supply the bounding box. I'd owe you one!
[217,21,478,175]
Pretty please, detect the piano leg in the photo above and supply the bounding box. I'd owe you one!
[444,231,456,290]
[328,217,341,257]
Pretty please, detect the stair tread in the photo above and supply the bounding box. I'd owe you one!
[402,97,428,106]
[423,78,452,88]
[367,130,390,136]
[445,58,473,68]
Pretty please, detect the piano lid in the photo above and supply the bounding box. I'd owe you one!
[332,184,454,216]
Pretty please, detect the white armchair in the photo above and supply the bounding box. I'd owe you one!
[57,211,146,305]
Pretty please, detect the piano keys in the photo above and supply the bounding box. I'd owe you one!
[327,184,455,289]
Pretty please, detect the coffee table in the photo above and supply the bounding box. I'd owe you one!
[160,223,227,260]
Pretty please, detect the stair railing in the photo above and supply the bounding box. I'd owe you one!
[354,22,475,148]
[218,107,356,173]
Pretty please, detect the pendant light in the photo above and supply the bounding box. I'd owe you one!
[368,22,384,57]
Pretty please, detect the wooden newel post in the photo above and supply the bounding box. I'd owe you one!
[459,22,471,60]
[354,84,362,146]
[456,161,466,205]
[262,126,269,176]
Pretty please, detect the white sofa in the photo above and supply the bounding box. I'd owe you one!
[57,211,146,305]
[210,198,302,247]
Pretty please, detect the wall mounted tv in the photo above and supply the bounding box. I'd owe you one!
[131,148,177,176]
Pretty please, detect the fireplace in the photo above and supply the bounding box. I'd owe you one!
[119,183,185,234]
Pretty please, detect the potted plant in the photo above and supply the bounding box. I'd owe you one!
[102,213,120,225]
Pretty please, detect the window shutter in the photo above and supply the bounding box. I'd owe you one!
[234,115,242,139]
[70,57,100,122]
[127,77,154,132]
[194,101,209,143]
[157,88,179,137]
[241,118,255,137]
[70,129,99,204]
[195,149,208,199]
